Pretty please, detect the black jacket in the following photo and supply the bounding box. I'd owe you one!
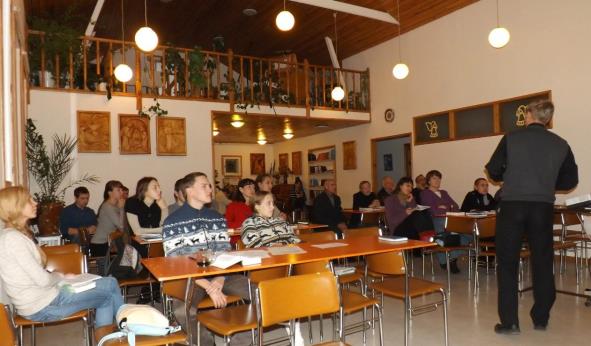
[312,192,345,228]
[461,191,496,212]
[486,123,578,203]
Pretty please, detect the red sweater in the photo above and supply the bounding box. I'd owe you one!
[225,202,253,228]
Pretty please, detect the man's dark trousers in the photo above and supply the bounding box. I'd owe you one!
[496,201,556,326]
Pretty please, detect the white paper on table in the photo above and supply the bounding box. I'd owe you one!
[311,242,348,249]
[446,212,465,216]
[267,246,307,255]
[211,254,243,269]
[238,250,271,259]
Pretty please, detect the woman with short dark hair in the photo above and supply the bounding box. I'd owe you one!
[384,177,428,240]
[225,178,256,228]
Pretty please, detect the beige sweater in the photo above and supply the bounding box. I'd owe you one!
[0,229,60,316]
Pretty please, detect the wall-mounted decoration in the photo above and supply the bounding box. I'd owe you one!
[77,111,111,153]
[278,153,289,173]
[119,114,151,154]
[156,116,186,156]
[414,113,450,144]
[222,155,242,177]
[291,151,302,175]
[500,91,552,133]
[383,154,393,171]
[342,140,357,170]
[384,108,395,123]
[250,153,266,175]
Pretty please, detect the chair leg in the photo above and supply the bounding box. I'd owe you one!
[430,253,435,276]
[307,316,313,344]
[376,304,384,346]
[445,252,451,294]
[31,324,35,346]
[83,316,90,346]
[18,326,23,346]
[422,251,426,277]
[319,313,324,341]
[441,289,449,346]
[362,307,367,345]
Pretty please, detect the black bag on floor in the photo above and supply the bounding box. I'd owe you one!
[105,236,143,279]
[434,232,461,247]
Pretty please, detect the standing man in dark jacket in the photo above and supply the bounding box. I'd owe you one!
[312,179,347,237]
[486,100,578,335]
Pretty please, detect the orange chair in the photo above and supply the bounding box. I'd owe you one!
[1,304,17,346]
[14,252,91,346]
[41,243,81,255]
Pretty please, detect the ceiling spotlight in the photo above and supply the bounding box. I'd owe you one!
[331,86,345,101]
[212,129,219,136]
[392,63,409,80]
[257,139,267,145]
[230,120,244,128]
[283,132,294,140]
[114,63,133,83]
[243,8,257,16]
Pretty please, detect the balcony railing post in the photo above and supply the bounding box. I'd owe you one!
[304,59,310,116]
[135,47,142,111]
[227,49,235,110]
[82,37,88,90]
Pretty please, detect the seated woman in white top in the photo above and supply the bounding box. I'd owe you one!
[241,191,300,248]
[0,186,123,327]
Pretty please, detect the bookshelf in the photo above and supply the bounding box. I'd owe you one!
[307,145,336,202]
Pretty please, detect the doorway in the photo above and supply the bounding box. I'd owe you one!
[371,133,412,191]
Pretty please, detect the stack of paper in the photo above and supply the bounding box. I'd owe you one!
[59,273,101,293]
[211,250,269,269]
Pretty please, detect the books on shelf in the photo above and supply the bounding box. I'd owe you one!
[59,273,101,293]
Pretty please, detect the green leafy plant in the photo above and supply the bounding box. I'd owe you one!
[25,119,99,204]
[139,98,168,118]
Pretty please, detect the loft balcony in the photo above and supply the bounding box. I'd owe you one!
[27,31,370,114]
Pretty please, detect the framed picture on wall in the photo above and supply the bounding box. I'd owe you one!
[343,141,356,170]
[156,116,186,156]
[383,154,393,171]
[222,155,242,176]
[250,153,266,175]
[279,153,289,173]
[77,111,111,153]
[291,151,302,175]
[119,114,151,154]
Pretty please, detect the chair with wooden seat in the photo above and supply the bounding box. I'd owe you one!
[256,272,354,346]
[366,251,448,346]
[41,243,81,255]
[1,304,18,346]
[556,211,589,271]
[293,260,382,345]
[14,252,91,346]
[94,323,187,345]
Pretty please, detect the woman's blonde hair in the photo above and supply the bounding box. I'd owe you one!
[0,186,34,238]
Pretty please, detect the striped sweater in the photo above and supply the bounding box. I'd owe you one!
[162,203,231,257]
[241,215,300,248]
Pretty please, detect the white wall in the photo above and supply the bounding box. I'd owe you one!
[213,143,275,181]
[28,90,226,210]
[276,0,591,207]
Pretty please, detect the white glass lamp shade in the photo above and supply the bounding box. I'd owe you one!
[283,132,294,140]
[257,139,267,145]
[230,120,244,128]
[331,86,345,101]
[114,63,133,83]
[488,27,510,48]
[212,129,220,136]
[135,26,159,52]
[392,63,409,80]
[276,10,295,31]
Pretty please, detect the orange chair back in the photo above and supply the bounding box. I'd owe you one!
[561,212,581,227]
[445,217,475,235]
[298,231,336,243]
[236,239,246,250]
[366,251,405,276]
[147,243,164,258]
[257,272,339,327]
[0,305,17,346]
[476,217,496,238]
[343,227,380,239]
[108,230,125,243]
[249,266,289,284]
[45,252,86,275]
[41,243,81,255]
[360,213,380,226]
[162,279,188,301]
[293,260,331,276]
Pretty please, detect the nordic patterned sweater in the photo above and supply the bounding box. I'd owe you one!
[241,215,300,248]
[162,203,231,257]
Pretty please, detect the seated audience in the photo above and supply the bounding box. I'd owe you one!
[312,179,347,237]
[225,178,256,229]
[121,185,129,201]
[59,186,97,243]
[384,177,432,240]
[377,176,395,205]
[168,178,187,215]
[412,174,427,204]
[124,177,168,236]
[255,173,286,219]
[350,180,380,227]
[420,170,467,273]
[90,180,125,260]
[241,191,300,248]
[162,173,250,345]
[0,186,123,328]
[461,178,497,212]
[290,177,307,211]
[211,184,230,215]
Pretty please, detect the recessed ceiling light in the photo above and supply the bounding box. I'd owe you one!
[315,123,329,128]
[243,8,257,16]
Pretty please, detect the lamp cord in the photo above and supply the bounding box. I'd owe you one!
[397,0,401,61]
[496,0,500,27]
[333,12,338,60]
[121,0,125,64]
[144,0,148,26]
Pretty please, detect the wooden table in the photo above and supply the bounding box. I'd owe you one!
[142,236,434,345]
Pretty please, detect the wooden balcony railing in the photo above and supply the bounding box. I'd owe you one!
[27,30,370,113]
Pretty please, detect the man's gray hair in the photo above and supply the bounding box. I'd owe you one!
[526,99,554,125]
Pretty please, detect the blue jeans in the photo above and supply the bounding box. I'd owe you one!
[432,217,471,265]
[26,277,124,327]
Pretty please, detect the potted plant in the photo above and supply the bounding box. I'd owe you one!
[188,47,216,97]
[25,119,99,235]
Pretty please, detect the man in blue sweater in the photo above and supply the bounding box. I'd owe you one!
[162,172,250,345]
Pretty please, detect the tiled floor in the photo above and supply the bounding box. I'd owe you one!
[20,258,591,345]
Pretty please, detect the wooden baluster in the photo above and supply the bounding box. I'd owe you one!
[40,34,45,87]
[173,66,177,96]
[184,50,189,97]
[135,48,142,110]
[314,66,318,107]
[353,72,357,110]
[206,53,211,98]
[83,38,88,90]
[68,48,74,88]
[295,63,299,106]
[216,54,221,99]
[286,61,291,106]
[150,53,155,96]
[161,50,166,96]
[322,67,326,106]
[366,68,371,112]
[304,59,310,115]
[268,59,273,104]
[249,58,254,105]
[108,42,113,80]
[239,56,244,103]
[96,40,100,75]
[345,71,349,112]
[121,44,126,93]
[55,54,59,88]
[227,49,234,109]
[259,59,263,103]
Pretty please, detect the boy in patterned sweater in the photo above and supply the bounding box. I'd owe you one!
[162,172,250,345]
